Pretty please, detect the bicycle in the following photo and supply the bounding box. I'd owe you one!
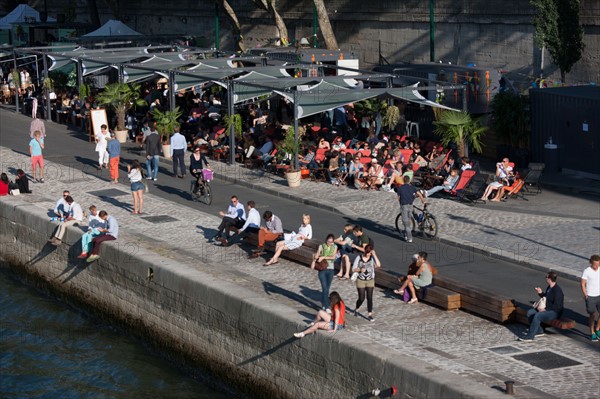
[190,169,213,205]
[395,203,438,240]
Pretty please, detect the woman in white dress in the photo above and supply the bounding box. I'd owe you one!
[95,124,110,169]
[264,214,313,265]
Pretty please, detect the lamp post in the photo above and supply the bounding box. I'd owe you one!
[313,5,318,48]
[429,0,435,62]
[215,3,220,51]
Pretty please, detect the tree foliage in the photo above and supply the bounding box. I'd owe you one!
[490,92,530,148]
[96,83,146,131]
[433,111,487,158]
[531,0,584,82]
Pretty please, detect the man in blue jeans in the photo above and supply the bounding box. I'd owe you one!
[145,122,162,181]
[519,271,564,342]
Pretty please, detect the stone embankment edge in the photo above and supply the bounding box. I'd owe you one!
[0,196,506,399]
[212,167,580,282]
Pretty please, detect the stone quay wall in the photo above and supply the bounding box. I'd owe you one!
[0,197,503,399]
[44,0,600,84]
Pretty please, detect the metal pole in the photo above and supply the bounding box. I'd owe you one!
[215,3,220,51]
[293,90,299,170]
[13,50,20,114]
[77,59,83,88]
[169,71,176,112]
[227,80,235,165]
[462,86,467,112]
[118,64,124,83]
[429,0,435,62]
[42,53,51,121]
[313,5,318,48]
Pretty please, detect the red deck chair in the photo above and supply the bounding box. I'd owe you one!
[399,149,413,164]
[445,170,476,201]
[503,178,525,200]
[315,148,327,163]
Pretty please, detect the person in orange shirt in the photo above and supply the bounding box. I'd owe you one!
[293,291,346,338]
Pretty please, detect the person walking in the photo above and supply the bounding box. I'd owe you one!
[352,245,381,322]
[145,122,162,181]
[29,129,45,183]
[519,271,564,342]
[395,175,426,243]
[106,132,121,184]
[311,234,338,311]
[581,254,600,341]
[127,160,145,214]
[95,124,110,169]
[170,124,187,178]
[29,118,45,138]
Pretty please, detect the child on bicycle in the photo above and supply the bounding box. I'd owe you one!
[190,145,211,193]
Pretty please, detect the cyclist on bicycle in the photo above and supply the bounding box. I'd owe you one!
[190,145,210,193]
[395,175,426,243]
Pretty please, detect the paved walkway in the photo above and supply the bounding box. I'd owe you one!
[206,158,600,280]
[1,145,599,398]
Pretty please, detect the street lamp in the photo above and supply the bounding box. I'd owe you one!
[429,0,435,62]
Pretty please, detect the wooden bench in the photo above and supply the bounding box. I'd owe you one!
[375,271,460,310]
[513,306,576,330]
[433,276,516,323]
[244,234,319,265]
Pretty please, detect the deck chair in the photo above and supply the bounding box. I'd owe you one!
[444,170,476,202]
[464,173,488,205]
[502,178,526,200]
[523,163,544,194]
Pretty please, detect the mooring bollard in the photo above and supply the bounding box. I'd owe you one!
[505,380,515,395]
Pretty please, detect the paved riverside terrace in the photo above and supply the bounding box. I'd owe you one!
[1,143,599,398]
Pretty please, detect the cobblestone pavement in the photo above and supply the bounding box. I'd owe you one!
[206,161,600,278]
[2,146,599,398]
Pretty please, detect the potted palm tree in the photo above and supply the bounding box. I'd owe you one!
[96,82,146,143]
[153,106,183,159]
[278,125,302,187]
[433,110,487,158]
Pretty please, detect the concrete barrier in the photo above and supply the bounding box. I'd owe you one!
[0,196,505,398]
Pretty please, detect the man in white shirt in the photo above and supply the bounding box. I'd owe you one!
[49,196,84,245]
[581,254,600,341]
[222,201,261,246]
[170,124,187,178]
[211,195,246,243]
[53,190,71,217]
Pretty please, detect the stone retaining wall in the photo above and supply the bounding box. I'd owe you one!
[0,197,503,399]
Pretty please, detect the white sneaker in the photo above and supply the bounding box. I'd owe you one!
[325,308,332,314]
[153,178,157,181]
[293,332,305,338]
[407,239,413,243]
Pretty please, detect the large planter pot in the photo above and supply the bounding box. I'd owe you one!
[115,129,128,143]
[162,143,171,160]
[285,170,301,188]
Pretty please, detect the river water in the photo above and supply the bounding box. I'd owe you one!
[0,266,236,399]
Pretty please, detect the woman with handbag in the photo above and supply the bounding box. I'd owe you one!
[127,160,145,215]
[352,245,381,321]
[294,291,345,338]
[311,234,338,311]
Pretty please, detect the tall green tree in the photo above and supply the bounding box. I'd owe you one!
[531,0,585,83]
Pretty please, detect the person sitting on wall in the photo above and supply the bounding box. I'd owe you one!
[293,291,346,338]
[85,210,118,263]
[77,205,108,259]
[48,196,84,246]
[53,190,71,218]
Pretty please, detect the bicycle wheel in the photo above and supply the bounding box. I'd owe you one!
[200,182,212,205]
[394,213,404,235]
[421,214,438,240]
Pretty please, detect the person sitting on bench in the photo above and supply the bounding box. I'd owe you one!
[394,251,433,304]
[518,271,564,342]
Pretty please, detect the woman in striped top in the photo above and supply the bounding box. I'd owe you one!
[352,245,381,322]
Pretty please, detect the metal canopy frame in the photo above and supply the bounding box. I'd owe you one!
[14,45,466,165]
